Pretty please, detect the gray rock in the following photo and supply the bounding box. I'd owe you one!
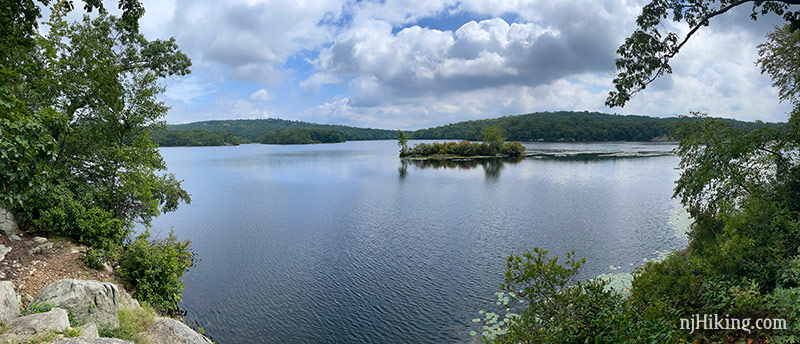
[0,219,18,236]
[9,234,21,241]
[53,339,135,344]
[0,281,20,322]
[5,307,69,335]
[119,291,140,310]
[34,279,120,329]
[33,236,48,244]
[142,317,213,344]
[29,242,54,255]
[77,322,99,338]
[0,245,11,262]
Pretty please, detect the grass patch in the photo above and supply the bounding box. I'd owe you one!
[25,330,60,343]
[22,302,53,316]
[99,304,157,344]
[64,327,81,337]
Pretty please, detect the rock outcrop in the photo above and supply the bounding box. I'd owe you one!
[0,273,207,343]
[34,279,120,329]
[0,307,70,343]
[0,280,20,322]
[142,317,213,344]
[53,339,135,344]
[0,244,11,262]
[0,207,19,236]
[77,322,99,339]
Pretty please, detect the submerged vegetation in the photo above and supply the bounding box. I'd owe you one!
[490,1,800,343]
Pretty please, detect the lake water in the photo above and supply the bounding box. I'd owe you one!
[142,140,687,343]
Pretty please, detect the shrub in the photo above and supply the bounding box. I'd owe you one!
[118,230,192,314]
[81,247,106,270]
[498,248,680,343]
[499,142,525,156]
[24,181,127,251]
[100,303,157,342]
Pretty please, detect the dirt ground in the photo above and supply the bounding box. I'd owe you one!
[0,233,119,306]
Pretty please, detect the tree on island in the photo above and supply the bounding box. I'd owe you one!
[495,1,800,343]
[482,126,505,150]
[397,130,409,155]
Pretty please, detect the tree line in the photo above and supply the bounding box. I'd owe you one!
[153,111,784,146]
[260,128,345,144]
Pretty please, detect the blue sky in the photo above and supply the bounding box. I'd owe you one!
[106,0,796,129]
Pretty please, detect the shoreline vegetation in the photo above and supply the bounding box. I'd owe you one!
[151,111,786,147]
[260,128,346,144]
[398,127,526,159]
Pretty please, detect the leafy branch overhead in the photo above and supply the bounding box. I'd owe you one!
[607,0,800,107]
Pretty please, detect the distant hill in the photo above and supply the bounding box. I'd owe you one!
[407,111,784,142]
[154,112,785,147]
[260,128,346,144]
[150,129,245,147]
[167,118,397,142]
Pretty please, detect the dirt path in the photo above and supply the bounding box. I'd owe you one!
[1,234,118,306]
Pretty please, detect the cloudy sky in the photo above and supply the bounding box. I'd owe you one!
[79,0,795,129]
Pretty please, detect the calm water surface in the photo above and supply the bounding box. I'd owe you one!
[141,140,687,343]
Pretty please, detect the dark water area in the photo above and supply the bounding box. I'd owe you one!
[140,140,687,343]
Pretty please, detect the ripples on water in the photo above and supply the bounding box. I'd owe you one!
[141,141,687,343]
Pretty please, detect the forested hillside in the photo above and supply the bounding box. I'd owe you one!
[167,118,397,141]
[156,112,784,146]
[260,128,346,144]
[407,111,783,142]
[151,129,245,146]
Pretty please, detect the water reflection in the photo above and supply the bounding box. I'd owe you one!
[398,157,524,180]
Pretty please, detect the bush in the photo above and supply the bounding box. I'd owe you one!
[499,142,525,156]
[403,140,524,157]
[118,230,192,314]
[23,181,127,251]
[100,303,157,342]
[498,248,680,343]
[82,247,106,270]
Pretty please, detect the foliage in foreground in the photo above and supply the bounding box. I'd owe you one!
[1,3,191,252]
[2,0,196,331]
[494,0,800,342]
[118,230,193,315]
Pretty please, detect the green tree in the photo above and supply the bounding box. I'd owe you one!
[496,1,800,343]
[397,130,408,156]
[2,3,192,251]
[606,0,800,108]
[483,126,504,152]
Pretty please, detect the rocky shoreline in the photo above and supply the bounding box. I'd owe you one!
[0,278,211,343]
[0,207,209,344]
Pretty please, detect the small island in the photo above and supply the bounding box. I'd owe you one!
[398,127,525,159]
[260,128,346,144]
